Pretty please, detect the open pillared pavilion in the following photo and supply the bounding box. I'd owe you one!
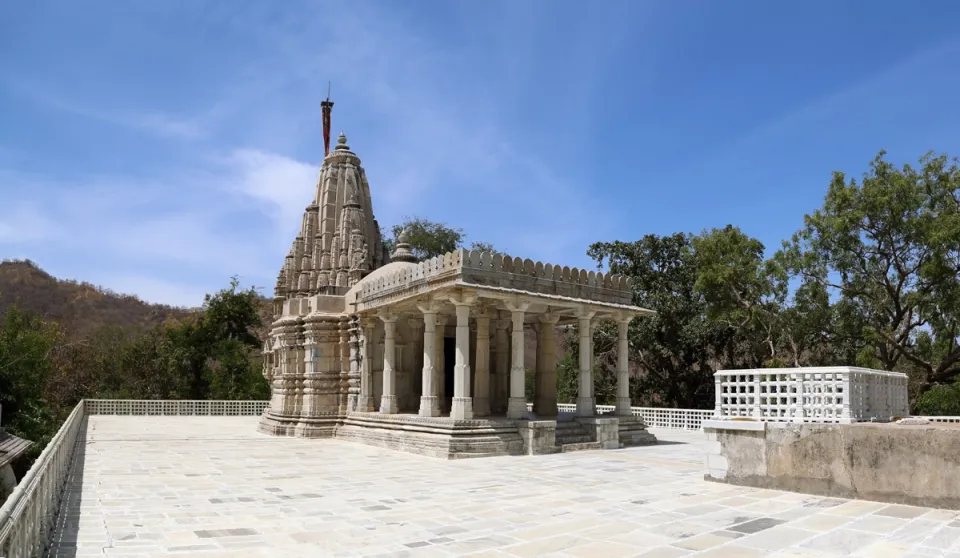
[257,103,657,457]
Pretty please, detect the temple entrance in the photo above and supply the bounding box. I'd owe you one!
[443,337,455,400]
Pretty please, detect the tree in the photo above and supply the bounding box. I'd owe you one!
[588,234,722,408]
[383,216,499,261]
[389,216,464,260]
[692,225,782,368]
[469,241,499,254]
[780,151,960,396]
[166,278,268,400]
[0,306,60,465]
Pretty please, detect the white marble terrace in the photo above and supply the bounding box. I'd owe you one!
[43,415,960,558]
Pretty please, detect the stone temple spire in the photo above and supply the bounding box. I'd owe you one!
[273,113,386,299]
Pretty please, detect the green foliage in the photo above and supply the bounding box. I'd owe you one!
[0,306,60,451]
[1,276,270,471]
[384,216,497,260]
[555,353,580,404]
[390,216,465,260]
[914,382,960,416]
[780,151,960,397]
[588,234,723,408]
[468,241,499,254]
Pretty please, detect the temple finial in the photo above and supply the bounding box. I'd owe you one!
[335,131,350,150]
[391,228,419,263]
[321,88,334,156]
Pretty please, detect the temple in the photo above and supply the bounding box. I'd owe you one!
[258,104,658,458]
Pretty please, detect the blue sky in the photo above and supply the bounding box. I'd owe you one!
[2,1,959,307]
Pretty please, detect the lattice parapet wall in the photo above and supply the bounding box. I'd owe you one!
[545,403,713,431]
[85,400,269,416]
[714,367,909,424]
[358,248,634,305]
[0,401,86,557]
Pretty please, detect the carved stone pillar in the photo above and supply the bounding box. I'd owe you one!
[408,317,423,410]
[379,312,399,414]
[494,316,510,415]
[339,318,351,415]
[576,310,597,417]
[506,302,530,419]
[347,316,361,412]
[450,294,475,420]
[536,312,560,417]
[395,335,405,411]
[418,304,440,417]
[357,317,376,412]
[616,315,634,417]
[434,314,447,411]
[473,308,492,417]
[300,337,320,418]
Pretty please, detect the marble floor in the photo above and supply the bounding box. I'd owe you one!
[46,416,960,558]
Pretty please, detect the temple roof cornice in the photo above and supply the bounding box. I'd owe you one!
[347,248,654,320]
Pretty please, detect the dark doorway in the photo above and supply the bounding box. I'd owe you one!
[443,336,455,399]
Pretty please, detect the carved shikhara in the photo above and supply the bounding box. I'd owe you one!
[259,117,657,458]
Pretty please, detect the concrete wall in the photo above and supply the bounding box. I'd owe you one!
[704,420,960,509]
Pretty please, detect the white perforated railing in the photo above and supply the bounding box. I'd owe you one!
[531,403,713,431]
[715,366,909,423]
[0,400,86,558]
[920,416,960,424]
[85,399,269,416]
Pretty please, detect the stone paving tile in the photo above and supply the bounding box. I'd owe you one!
[43,417,960,557]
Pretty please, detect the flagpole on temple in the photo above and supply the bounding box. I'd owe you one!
[321,82,334,156]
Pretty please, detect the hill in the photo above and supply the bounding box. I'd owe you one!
[0,259,197,336]
[0,259,278,341]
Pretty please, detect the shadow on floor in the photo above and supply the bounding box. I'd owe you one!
[46,417,88,558]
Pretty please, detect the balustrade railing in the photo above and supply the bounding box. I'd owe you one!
[531,403,713,431]
[85,399,269,416]
[919,416,960,424]
[0,401,86,558]
[714,366,909,423]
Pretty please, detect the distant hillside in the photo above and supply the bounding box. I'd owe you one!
[0,260,550,355]
[0,259,196,337]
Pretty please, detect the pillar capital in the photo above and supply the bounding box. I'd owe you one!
[614,311,635,326]
[377,311,399,324]
[473,303,493,319]
[539,311,560,325]
[504,299,531,313]
[446,291,477,307]
[576,307,597,321]
[416,298,439,315]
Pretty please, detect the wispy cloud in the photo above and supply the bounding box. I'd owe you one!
[2,78,207,140]
[216,148,319,242]
[1,1,634,305]
[0,203,59,244]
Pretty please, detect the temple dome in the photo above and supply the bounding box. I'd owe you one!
[344,260,419,304]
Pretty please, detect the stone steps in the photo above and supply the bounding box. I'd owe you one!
[555,421,595,447]
[560,442,603,452]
